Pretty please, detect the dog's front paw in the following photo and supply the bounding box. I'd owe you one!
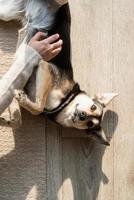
[0,117,8,126]
[14,90,27,104]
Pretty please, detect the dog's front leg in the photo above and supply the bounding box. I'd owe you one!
[14,61,53,115]
[8,98,22,127]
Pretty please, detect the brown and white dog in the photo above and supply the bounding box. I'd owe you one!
[0,0,117,145]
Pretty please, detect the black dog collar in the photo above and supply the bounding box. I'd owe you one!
[43,83,82,121]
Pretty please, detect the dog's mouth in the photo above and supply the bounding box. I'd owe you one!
[71,104,90,123]
[71,104,79,123]
[71,106,88,124]
[72,113,77,123]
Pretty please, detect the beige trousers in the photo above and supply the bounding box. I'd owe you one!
[0,43,41,114]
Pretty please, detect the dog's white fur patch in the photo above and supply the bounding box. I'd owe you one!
[45,88,65,109]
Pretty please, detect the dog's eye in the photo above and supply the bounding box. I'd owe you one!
[79,111,87,121]
[87,121,94,129]
[91,104,97,111]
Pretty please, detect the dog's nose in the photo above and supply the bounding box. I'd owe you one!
[79,111,87,121]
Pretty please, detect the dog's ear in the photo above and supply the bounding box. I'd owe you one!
[86,129,110,146]
[94,93,118,107]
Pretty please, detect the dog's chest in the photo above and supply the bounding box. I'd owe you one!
[45,88,65,110]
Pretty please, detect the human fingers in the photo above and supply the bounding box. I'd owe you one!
[41,46,62,61]
[50,39,63,50]
[45,34,60,44]
[31,32,46,41]
[51,47,62,58]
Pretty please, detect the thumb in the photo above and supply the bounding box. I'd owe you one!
[32,32,47,41]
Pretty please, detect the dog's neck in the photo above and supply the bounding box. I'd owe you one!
[44,82,83,122]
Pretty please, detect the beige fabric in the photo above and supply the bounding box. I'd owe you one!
[0,43,41,114]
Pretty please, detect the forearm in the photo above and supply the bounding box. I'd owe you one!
[0,43,41,114]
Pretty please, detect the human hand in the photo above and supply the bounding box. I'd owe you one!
[29,32,63,61]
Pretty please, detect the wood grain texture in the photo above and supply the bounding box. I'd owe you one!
[0,0,134,199]
[46,121,63,200]
[113,0,134,199]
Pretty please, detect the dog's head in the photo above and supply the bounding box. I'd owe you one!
[58,92,118,145]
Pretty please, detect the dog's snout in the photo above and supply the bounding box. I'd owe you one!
[78,111,87,121]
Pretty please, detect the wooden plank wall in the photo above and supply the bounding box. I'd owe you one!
[0,0,134,199]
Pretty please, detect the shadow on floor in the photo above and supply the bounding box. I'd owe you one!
[0,109,118,200]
